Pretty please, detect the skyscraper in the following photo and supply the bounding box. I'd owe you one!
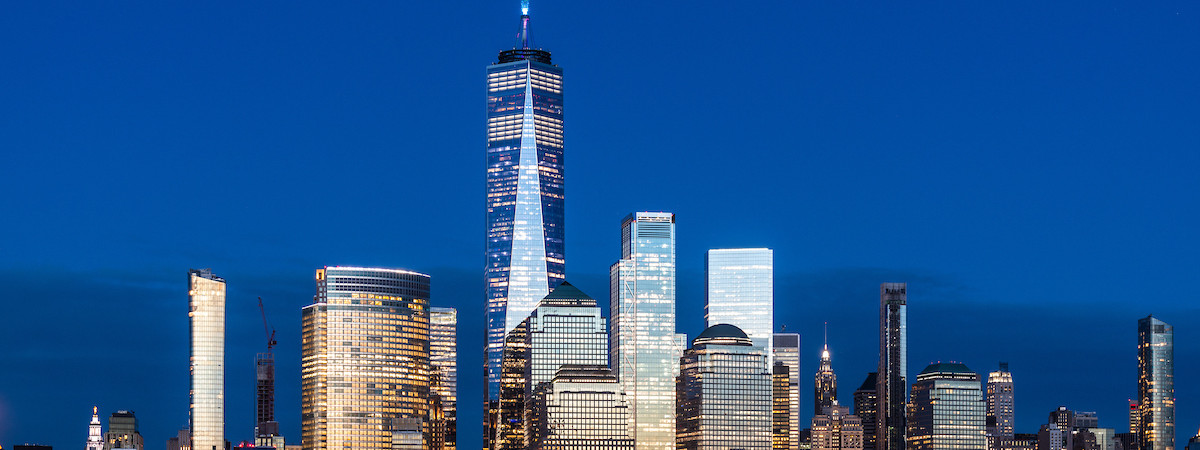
[877,283,907,450]
[301,266,432,450]
[189,268,225,450]
[610,212,677,450]
[774,333,803,450]
[86,406,103,450]
[527,365,635,450]
[775,364,795,450]
[256,352,280,447]
[1136,316,1174,450]
[815,332,838,416]
[431,307,458,450]
[705,248,774,361]
[907,363,986,450]
[103,410,144,450]
[987,362,1015,450]
[853,374,879,450]
[677,324,772,450]
[484,2,566,443]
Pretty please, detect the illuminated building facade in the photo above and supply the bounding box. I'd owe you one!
[431,307,458,450]
[774,333,802,450]
[815,337,838,416]
[527,365,635,450]
[103,410,144,450]
[189,268,225,450]
[877,283,907,450]
[301,266,431,450]
[1136,316,1174,450]
[704,248,773,362]
[987,362,1015,450]
[87,406,103,450]
[677,324,772,450]
[853,373,879,450]
[906,363,986,450]
[484,3,566,445]
[775,364,794,450]
[610,212,677,450]
[812,405,864,450]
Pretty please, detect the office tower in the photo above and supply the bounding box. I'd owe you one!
[877,283,907,450]
[526,365,635,450]
[86,406,103,450]
[610,212,677,450]
[189,269,225,450]
[1047,407,1076,450]
[495,282,609,449]
[774,333,803,450]
[301,267,432,450]
[812,405,865,450]
[815,334,838,416]
[705,248,774,362]
[1039,424,1067,450]
[775,364,795,450]
[677,324,772,450]
[1136,316,1174,450]
[102,410,144,450]
[484,2,566,445]
[165,428,190,450]
[906,363,986,450]
[988,363,1015,450]
[854,374,879,450]
[430,307,458,450]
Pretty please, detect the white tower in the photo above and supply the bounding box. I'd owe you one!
[86,406,103,450]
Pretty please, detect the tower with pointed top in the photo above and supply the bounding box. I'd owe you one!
[484,3,565,448]
[86,406,103,450]
[815,328,838,416]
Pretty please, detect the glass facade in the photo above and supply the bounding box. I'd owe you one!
[431,307,458,450]
[610,212,677,450]
[906,363,986,450]
[527,365,635,450]
[774,333,802,450]
[704,248,773,363]
[484,10,566,446]
[877,283,907,450]
[189,268,225,450]
[986,363,1014,450]
[1137,316,1174,450]
[301,266,431,450]
[676,324,772,450]
[854,373,879,450]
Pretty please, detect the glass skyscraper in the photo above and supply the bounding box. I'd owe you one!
[610,212,677,450]
[677,324,772,450]
[705,248,773,362]
[484,5,566,445]
[1137,315,1174,450]
[431,307,458,450]
[907,363,986,450]
[527,365,635,450]
[301,266,432,450]
[774,333,802,450]
[877,283,907,450]
[188,268,225,450]
[987,362,1015,450]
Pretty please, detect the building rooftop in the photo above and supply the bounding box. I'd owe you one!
[693,324,753,346]
[538,281,596,307]
[917,362,979,380]
[857,372,878,392]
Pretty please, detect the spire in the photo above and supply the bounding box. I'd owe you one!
[821,322,830,359]
[497,0,551,64]
[518,0,532,49]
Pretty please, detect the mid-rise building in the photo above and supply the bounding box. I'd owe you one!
[877,283,907,450]
[812,404,864,450]
[705,248,774,363]
[1136,316,1174,450]
[815,335,838,416]
[103,410,144,450]
[430,307,458,450]
[301,266,432,449]
[165,428,191,450]
[677,324,772,450]
[189,268,225,450]
[775,363,795,450]
[907,362,986,450]
[483,3,566,445]
[86,406,103,450]
[775,333,803,450]
[610,212,677,450]
[853,374,879,450]
[526,365,634,450]
[1039,424,1067,450]
[987,362,1015,450]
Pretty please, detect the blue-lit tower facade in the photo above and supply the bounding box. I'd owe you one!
[484,3,565,449]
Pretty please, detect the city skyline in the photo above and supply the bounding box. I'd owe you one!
[1,1,1198,448]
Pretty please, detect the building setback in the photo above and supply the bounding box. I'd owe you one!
[814,335,838,417]
[812,404,864,450]
[526,365,635,450]
[907,363,986,450]
[677,324,772,450]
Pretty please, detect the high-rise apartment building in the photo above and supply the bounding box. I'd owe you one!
[526,365,635,450]
[853,373,879,450]
[103,410,144,450]
[610,212,677,450]
[86,406,103,450]
[907,363,986,450]
[815,337,838,416]
[301,267,432,449]
[484,3,566,444]
[677,324,772,450]
[431,307,458,450]
[189,268,225,450]
[705,248,773,362]
[774,333,803,450]
[812,405,865,450]
[877,283,907,450]
[987,362,1015,450]
[1136,316,1174,450]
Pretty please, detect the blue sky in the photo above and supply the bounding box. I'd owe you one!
[1,1,1197,447]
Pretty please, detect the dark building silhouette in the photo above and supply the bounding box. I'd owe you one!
[853,373,879,450]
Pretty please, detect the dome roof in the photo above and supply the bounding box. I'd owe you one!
[918,362,974,375]
[695,323,750,341]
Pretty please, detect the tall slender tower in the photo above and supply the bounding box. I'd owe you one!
[986,362,1015,450]
[189,268,225,450]
[877,283,907,450]
[611,212,677,450]
[484,2,565,446]
[86,406,104,450]
[773,333,802,450]
[1136,315,1174,450]
[815,328,838,416]
[705,248,774,363]
[431,307,458,450]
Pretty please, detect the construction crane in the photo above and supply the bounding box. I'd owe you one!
[255,297,279,441]
[258,296,277,352]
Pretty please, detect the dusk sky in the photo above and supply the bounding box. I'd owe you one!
[1,1,1198,448]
